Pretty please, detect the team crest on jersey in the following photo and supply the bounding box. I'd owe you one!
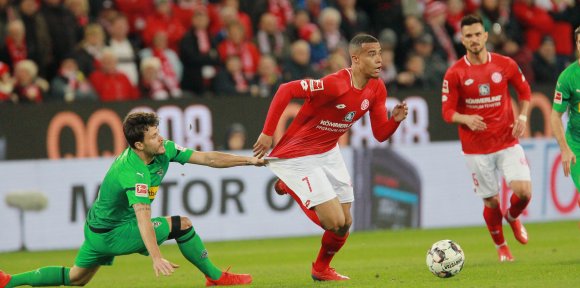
[153,221,161,228]
[156,168,164,176]
[344,111,356,122]
[554,91,563,104]
[135,183,148,197]
[491,72,502,83]
[309,79,324,91]
[442,80,449,93]
[361,99,369,110]
[478,84,490,96]
[174,143,186,152]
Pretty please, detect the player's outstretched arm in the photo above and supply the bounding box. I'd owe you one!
[253,133,273,158]
[391,102,409,122]
[551,110,575,176]
[188,151,266,168]
[134,203,179,276]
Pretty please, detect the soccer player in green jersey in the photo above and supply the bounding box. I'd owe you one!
[0,112,266,287]
[551,26,580,208]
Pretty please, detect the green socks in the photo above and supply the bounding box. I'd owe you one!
[7,266,70,287]
[176,228,222,280]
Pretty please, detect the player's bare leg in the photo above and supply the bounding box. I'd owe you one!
[69,266,100,286]
[483,196,513,261]
[505,180,531,244]
[274,179,322,227]
[310,199,351,281]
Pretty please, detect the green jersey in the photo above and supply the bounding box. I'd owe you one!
[87,140,194,229]
[553,61,580,142]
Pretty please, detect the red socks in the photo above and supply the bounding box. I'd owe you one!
[313,231,349,271]
[507,194,530,220]
[282,183,322,227]
[483,206,505,246]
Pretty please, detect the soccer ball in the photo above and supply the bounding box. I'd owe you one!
[426,239,465,278]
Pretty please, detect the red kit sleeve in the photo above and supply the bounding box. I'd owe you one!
[441,69,460,123]
[506,58,531,102]
[262,80,310,135]
[369,82,400,142]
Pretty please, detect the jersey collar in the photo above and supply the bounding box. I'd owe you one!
[463,52,491,66]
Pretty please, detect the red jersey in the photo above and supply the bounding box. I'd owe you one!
[441,52,531,154]
[262,68,400,158]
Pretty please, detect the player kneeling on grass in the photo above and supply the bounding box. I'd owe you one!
[0,112,265,287]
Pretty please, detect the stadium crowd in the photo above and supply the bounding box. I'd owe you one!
[0,0,578,104]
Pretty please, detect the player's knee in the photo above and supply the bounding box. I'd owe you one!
[168,215,194,240]
[322,218,347,233]
[180,216,192,229]
[69,275,90,286]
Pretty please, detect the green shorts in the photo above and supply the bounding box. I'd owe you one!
[74,217,170,268]
[566,133,580,193]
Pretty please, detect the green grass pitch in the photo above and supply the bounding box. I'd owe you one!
[1,220,580,287]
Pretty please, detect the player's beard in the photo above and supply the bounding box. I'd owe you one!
[467,43,484,55]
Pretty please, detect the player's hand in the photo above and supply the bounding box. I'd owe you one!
[463,115,486,131]
[561,147,576,177]
[248,157,268,166]
[511,117,527,138]
[153,258,179,277]
[253,133,273,158]
[392,102,408,122]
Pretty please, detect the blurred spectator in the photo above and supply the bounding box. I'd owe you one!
[446,0,465,43]
[296,0,329,20]
[286,9,311,42]
[172,0,196,30]
[379,48,397,90]
[378,28,398,51]
[282,39,320,81]
[361,0,404,36]
[72,24,106,77]
[41,0,79,77]
[499,37,535,83]
[478,0,522,52]
[222,122,247,150]
[65,0,91,41]
[423,1,457,65]
[107,14,140,86]
[250,54,282,98]
[213,55,251,96]
[0,61,12,102]
[299,23,328,70]
[139,57,182,100]
[413,33,447,89]
[318,7,348,53]
[140,31,183,90]
[115,0,155,34]
[217,21,260,78]
[10,60,48,104]
[142,0,186,51]
[179,8,220,96]
[335,0,371,40]
[0,0,15,52]
[210,0,253,41]
[0,20,28,70]
[250,0,294,33]
[397,15,430,69]
[324,50,348,74]
[532,36,561,84]
[48,58,97,102]
[255,12,290,62]
[89,49,139,101]
[396,53,427,90]
[14,0,53,77]
[96,0,120,33]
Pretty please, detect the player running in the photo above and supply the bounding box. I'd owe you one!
[441,14,532,262]
[551,26,580,207]
[253,34,408,281]
[0,112,264,287]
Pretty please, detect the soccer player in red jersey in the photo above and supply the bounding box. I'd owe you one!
[253,34,408,281]
[441,15,532,262]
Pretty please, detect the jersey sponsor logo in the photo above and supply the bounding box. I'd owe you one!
[491,72,502,83]
[149,186,159,200]
[554,91,562,104]
[478,84,490,96]
[336,104,346,109]
[300,80,308,91]
[135,183,148,197]
[360,99,369,110]
[344,111,356,122]
[442,80,449,93]
[442,95,448,102]
[174,143,186,152]
[309,79,324,91]
[464,79,474,86]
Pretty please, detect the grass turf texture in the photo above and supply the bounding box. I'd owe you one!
[1,220,579,287]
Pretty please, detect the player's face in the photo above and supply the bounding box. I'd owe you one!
[356,42,382,78]
[142,126,165,156]
[461,23,488,55]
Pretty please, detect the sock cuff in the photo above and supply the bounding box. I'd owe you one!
[63,267,71,285]
[176,227,196,244]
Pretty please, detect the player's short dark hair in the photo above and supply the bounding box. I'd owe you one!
[575,26,580,42]
[123,112,159,149]
[349,33,379,54]
[460,14,483,28]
